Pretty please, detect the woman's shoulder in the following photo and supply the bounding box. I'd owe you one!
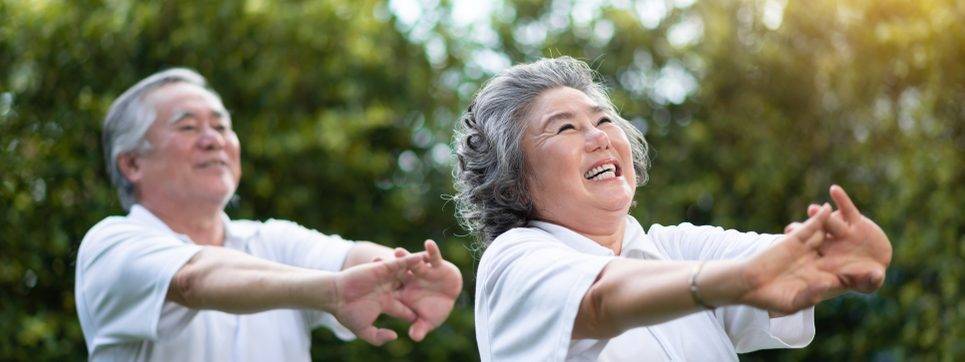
[485,225,564,255]
[477,226,559,272]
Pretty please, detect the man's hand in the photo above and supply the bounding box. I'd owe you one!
[392,240,463,341]
[330,253,425,346]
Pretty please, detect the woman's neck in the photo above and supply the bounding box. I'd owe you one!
[579,218,627,255]
[541,211,628,255]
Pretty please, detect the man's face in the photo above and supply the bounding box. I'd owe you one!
[125,82,241,208]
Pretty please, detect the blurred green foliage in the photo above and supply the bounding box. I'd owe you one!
[1,0,961,360]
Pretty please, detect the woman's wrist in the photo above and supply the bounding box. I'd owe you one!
[694,260,751,308]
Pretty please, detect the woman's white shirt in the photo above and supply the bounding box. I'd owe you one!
[474,216,815,361]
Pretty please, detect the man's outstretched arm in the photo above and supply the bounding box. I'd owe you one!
[167,246,426,345]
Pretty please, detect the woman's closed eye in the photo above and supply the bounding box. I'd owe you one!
[557,124,575,134]
[597,117,613,125]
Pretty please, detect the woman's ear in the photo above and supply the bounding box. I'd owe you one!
[117,153,143,184]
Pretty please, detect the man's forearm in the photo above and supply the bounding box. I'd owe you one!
[342,241,396,270]
[167,246,336,314]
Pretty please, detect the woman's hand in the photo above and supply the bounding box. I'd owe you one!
[737,204,843,315]
[785,185,892,294]
[813,185,892,293]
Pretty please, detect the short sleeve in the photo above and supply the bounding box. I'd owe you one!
[714,305,815,352]
[75,219,202,349]
[475,229,614,362]
[258,219,355,271]
[646,223,783,261]
[255,219,356,340]
[645,223,815,351]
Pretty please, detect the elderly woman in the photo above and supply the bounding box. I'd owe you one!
[454,57,892,361]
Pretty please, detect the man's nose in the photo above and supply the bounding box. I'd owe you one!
[197,125,225,150]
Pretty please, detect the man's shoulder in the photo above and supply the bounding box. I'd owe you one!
[78,214,175,261]
[83,214,152,244]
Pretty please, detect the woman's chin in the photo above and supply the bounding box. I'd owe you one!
[586,187,634,211]
[593,195,633,214]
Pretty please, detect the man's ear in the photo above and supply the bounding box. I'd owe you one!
[117,153,144,184]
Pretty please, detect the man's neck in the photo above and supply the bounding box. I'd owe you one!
[139,198,226,246]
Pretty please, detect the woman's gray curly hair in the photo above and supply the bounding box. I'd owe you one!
[453,56,650,246]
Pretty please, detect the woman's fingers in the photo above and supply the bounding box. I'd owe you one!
[830,185,861,223]
[807,203,820,217]
[789,203,831,245]
[784,222,802,234]
[824,210,851,237]
[803,226,825,249]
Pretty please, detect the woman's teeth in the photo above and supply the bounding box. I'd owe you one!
[584,163,616,181]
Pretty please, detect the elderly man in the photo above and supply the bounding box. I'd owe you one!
[75,68,462,361]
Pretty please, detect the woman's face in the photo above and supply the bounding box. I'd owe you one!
[521,87,636,233]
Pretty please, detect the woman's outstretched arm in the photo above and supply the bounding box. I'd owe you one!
[574,204,838,339]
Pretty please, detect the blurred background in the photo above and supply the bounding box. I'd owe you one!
[0,0,961,360]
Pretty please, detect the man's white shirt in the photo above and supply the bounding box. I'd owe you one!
[75,205,356,361]
[474,216,815,361]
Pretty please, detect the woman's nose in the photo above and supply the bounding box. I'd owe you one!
[584,126,610,152]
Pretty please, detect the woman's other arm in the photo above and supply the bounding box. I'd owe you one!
[574,204,838,339]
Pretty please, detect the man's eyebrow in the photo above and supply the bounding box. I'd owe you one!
[166,108,230,125]
[166,110,192,125]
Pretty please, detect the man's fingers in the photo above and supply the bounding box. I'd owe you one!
[357,326,398,346]
[379,252,427,283]
[408,319,435,342]
[830,185,861,223]
[394,247,409,258]
[425,239,442,267]
[385,296,417,322]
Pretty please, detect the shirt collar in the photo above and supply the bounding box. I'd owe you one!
[619,216,665,260]
[128,204,183,238]
[127,204,256,245]
[528,215,665,260]
[528,220,617,256]
[221,211,258,244]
